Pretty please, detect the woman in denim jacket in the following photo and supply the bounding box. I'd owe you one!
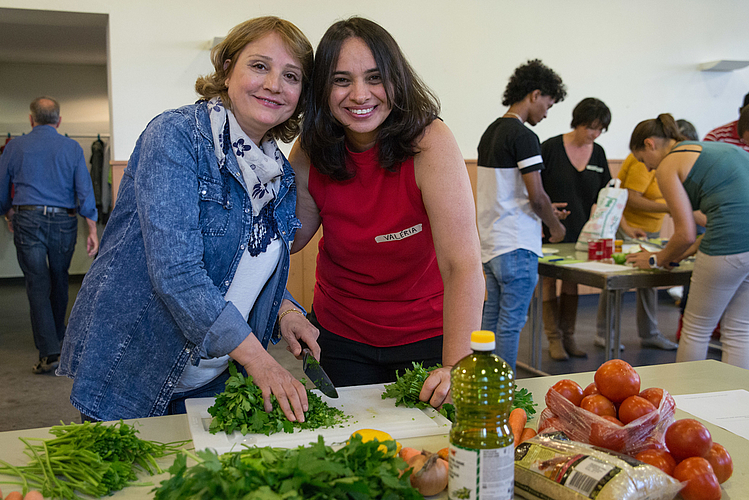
[58,17,319,422]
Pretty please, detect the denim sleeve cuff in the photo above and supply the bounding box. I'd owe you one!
[202,301,253,358]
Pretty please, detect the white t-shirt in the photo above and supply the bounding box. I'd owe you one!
[476,117,545,262]
[174,237,281,391]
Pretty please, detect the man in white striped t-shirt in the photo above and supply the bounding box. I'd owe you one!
[476,59,569,371]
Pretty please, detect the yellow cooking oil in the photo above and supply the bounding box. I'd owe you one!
[448,330,514,500]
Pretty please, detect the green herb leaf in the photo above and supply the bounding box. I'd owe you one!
[207,363,351,436]
[381,362,537,420]
[154,435,423,499]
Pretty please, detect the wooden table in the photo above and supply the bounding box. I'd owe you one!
[524,242,694,376]
[1,361,745,499]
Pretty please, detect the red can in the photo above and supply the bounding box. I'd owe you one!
[588,240,598,260]
[604,239,614,259]
[588,239,605,260]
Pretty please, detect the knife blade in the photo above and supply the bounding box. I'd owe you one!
[300,340,339,398]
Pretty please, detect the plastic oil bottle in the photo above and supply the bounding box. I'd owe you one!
[448,330,515,500]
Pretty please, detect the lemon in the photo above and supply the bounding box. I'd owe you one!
[349,429,402,456]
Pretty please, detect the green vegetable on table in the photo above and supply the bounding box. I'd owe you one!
[207,363,350,436]
[153,434,423,500]
[0,420,187,500]
[382,361,537,421]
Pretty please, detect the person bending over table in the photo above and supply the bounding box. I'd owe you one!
[627,113,749,369]
[59,17,319,422]
[541,97,612,361]
[290,17,483,408]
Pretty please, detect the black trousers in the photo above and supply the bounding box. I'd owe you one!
[308,307,443,387]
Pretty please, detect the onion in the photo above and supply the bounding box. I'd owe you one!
[407,452,449,496]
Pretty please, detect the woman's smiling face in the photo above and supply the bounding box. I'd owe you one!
[224,31,303,144]
[328,37,393,152]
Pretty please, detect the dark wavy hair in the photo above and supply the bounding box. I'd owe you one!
[676,119,699,141]
[195,16,313,143]
[570,98,611,131]
[502,59,567,107]
[300,17,440,181]
[738,106,749,138]
[630,113,686,150]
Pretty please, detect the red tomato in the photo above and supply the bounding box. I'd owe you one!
[704,442,733,484]
[582,382,600,398]
[537,416,563,434]
[594,359,641,403]
[638,387,664,408]
[589,417,626,452]
[550,379,584,406]
[580,394,617,418]
[673,457,722,500]
[618,395,657,425]
[635,448,677,476]
[600,415,624,426]
[665,419,713,462]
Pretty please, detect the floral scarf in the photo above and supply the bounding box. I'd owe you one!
[207,97,282,255]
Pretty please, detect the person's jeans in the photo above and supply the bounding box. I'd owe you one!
[481,249,539,372]
[13,209,78,359]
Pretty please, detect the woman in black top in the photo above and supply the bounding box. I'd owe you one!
[540,98,611,360]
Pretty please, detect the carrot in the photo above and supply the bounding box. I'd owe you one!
[519,427,537,444]
[399,447,421,463]
[437,447,449,461]
[509,407,527,446]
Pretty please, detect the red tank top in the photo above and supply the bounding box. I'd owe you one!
[308,146,444,347]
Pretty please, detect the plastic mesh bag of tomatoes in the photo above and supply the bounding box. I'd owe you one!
[538,387,676,456]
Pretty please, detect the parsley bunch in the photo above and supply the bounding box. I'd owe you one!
[381,362,537,420]
[153,434,423,500]
[207,363,350,436]
[0,420,186,500]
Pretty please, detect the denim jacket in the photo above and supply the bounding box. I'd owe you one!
[59,101,301,420]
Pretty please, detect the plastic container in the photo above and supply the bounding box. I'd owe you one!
[448,331,515,500]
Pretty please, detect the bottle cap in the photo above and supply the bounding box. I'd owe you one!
[470,330,496,351]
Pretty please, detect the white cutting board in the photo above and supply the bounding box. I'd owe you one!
[185,383,452,454]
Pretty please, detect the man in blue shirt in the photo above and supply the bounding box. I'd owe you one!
[1,96,99,374]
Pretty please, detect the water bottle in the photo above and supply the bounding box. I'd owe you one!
[448,330,515,500]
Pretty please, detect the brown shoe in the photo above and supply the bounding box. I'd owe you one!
[548,338,569,361]
[563,336,588,358]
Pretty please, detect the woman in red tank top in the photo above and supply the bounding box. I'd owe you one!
[289,17,483,407]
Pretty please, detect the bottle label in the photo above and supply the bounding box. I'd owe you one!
[448,443,514,500]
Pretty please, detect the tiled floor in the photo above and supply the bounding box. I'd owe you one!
[0,277,720,431]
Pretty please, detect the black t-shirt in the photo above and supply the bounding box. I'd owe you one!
[478,117,544,173]
[541,134,611,243]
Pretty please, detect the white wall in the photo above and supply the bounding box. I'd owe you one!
[1,0,748,162]
[0,62,108,277]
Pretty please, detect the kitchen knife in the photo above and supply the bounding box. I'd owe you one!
[300,340,339,398]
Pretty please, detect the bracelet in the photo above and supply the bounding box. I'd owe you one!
[278,308,304,322]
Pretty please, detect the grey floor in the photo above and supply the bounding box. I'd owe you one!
[0,277,720,432]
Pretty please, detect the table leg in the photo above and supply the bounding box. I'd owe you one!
[603,289,614,360]
[529,281,543,370]
[613,289,623,359]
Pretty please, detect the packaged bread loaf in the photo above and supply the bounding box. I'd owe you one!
[515,432,683,500]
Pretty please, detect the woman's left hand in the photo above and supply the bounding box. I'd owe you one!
[419,366,452,408]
